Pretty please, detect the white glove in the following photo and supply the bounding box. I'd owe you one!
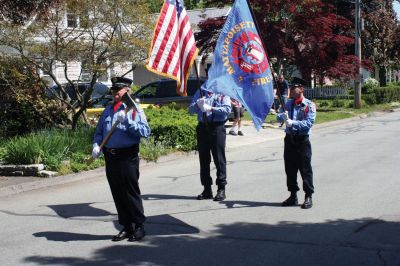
[202,104,212,112]
[282,111,289,121]
[92,143,101,158]
[196,97,205,109]
[285,119,293,128]
[115,110,127,123]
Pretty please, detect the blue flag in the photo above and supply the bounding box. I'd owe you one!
[202,0,274,130]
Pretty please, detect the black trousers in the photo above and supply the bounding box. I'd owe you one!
[284,134,314,195]
[196,122,227,187]
[103,145,145,227]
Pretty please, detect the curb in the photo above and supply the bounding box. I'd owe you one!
[1,108,397,198]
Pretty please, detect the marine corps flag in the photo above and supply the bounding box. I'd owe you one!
[202,0,274,130]
[146,0,199,96]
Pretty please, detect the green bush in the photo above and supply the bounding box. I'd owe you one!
[140,137,170,162]
[363,85,400,105]
[363,94,377,105]
[0,107,198,173]
[318,101,330,108]
[362,78,379,94]
[331,98,345,108]
[1,127,95,171]
[146,106,197,151]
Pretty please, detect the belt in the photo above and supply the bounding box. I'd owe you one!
[104,145,139,155]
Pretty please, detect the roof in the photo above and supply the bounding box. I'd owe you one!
[187,7,231,26]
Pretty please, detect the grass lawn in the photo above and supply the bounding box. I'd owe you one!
[241,102,400,125]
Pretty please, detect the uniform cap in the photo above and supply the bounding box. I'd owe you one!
[111,77,132,90]
[290,77,307,88]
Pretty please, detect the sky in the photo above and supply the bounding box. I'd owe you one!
[394,1,400,20]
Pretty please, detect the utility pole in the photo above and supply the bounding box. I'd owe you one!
[354,0,362,109]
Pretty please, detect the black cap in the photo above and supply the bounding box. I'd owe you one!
[111,77,132,90]
[290,77,307,88]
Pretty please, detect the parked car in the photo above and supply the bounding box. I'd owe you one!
[47,82,110,107]
[133,77,206,108]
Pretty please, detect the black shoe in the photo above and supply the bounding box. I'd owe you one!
[128,225,145,241]
[238,131,244,136]
[281,194,298,206]
[213,189,226,201]
[229,130,237,136]
[197,189,213,200]
[301,195,313,209]
[112,227,133,242]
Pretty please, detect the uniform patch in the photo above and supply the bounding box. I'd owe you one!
[310,102,316,112]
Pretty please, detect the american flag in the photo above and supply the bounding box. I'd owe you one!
[146,0,198,96]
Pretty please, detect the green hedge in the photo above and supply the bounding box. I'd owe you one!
[363,84,400,105]
[146,106,197,151]
[0,106,198,173]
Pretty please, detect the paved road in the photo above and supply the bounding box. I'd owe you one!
[0,111,399,266]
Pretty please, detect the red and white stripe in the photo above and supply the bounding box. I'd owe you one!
[146,0,198,96]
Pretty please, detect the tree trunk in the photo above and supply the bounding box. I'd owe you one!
[379,67,387,87]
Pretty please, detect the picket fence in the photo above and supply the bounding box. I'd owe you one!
[303,87,349,99]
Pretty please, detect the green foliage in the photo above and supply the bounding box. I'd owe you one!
[0,56,69,137]
[318,101,330,108]
[346,99,366,108]
[331,98,345,108]
[140,137,170,162]
[1,127,95,171]
[0,107,197,173]
[131,84,140,94]
[363,85,400,105]
[146,106,198,151]
[362,78,380,94]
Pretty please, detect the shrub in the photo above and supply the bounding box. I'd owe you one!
[318,101,330,108]
[363,85,400,105]
[0,107,198,172]
[0,57,69,138]
[347,99,366,108]
[2,127,95,171]
[331,98,345,108]
[146,106,197,151]
[362,78,379,94]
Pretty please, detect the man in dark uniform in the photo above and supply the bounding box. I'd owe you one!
[92,77,151,241]
[188,88,231,201]
[277,77,316,209]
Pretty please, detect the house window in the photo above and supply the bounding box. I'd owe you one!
[67,12,78,28]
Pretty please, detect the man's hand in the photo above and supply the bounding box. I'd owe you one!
[282,111,289,121]
[285,119,293,128]
[196,97,205,110]
[202,104,212,112]
[92,143,102,159]
[115,110,127,123]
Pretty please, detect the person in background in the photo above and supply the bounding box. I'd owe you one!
[277,77,316,209]
[274,74,289,113]
[188,88,231,201]
[92,77,150,241]
[229,98,245,136]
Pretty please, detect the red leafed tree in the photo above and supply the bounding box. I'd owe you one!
[197,0,358,86]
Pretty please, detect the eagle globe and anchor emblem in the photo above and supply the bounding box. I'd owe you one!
[231,31,269,76]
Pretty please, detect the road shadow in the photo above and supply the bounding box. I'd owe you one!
[47,203,114,218]
[143,194,282,208]
[33,213,199,242]
[24,218,400,266]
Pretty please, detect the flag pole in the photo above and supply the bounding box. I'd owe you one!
[194,61,208,126]
[246,0,286,113]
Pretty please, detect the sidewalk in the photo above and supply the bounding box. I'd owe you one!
[0,121,285,197]
[3,108,396,197]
